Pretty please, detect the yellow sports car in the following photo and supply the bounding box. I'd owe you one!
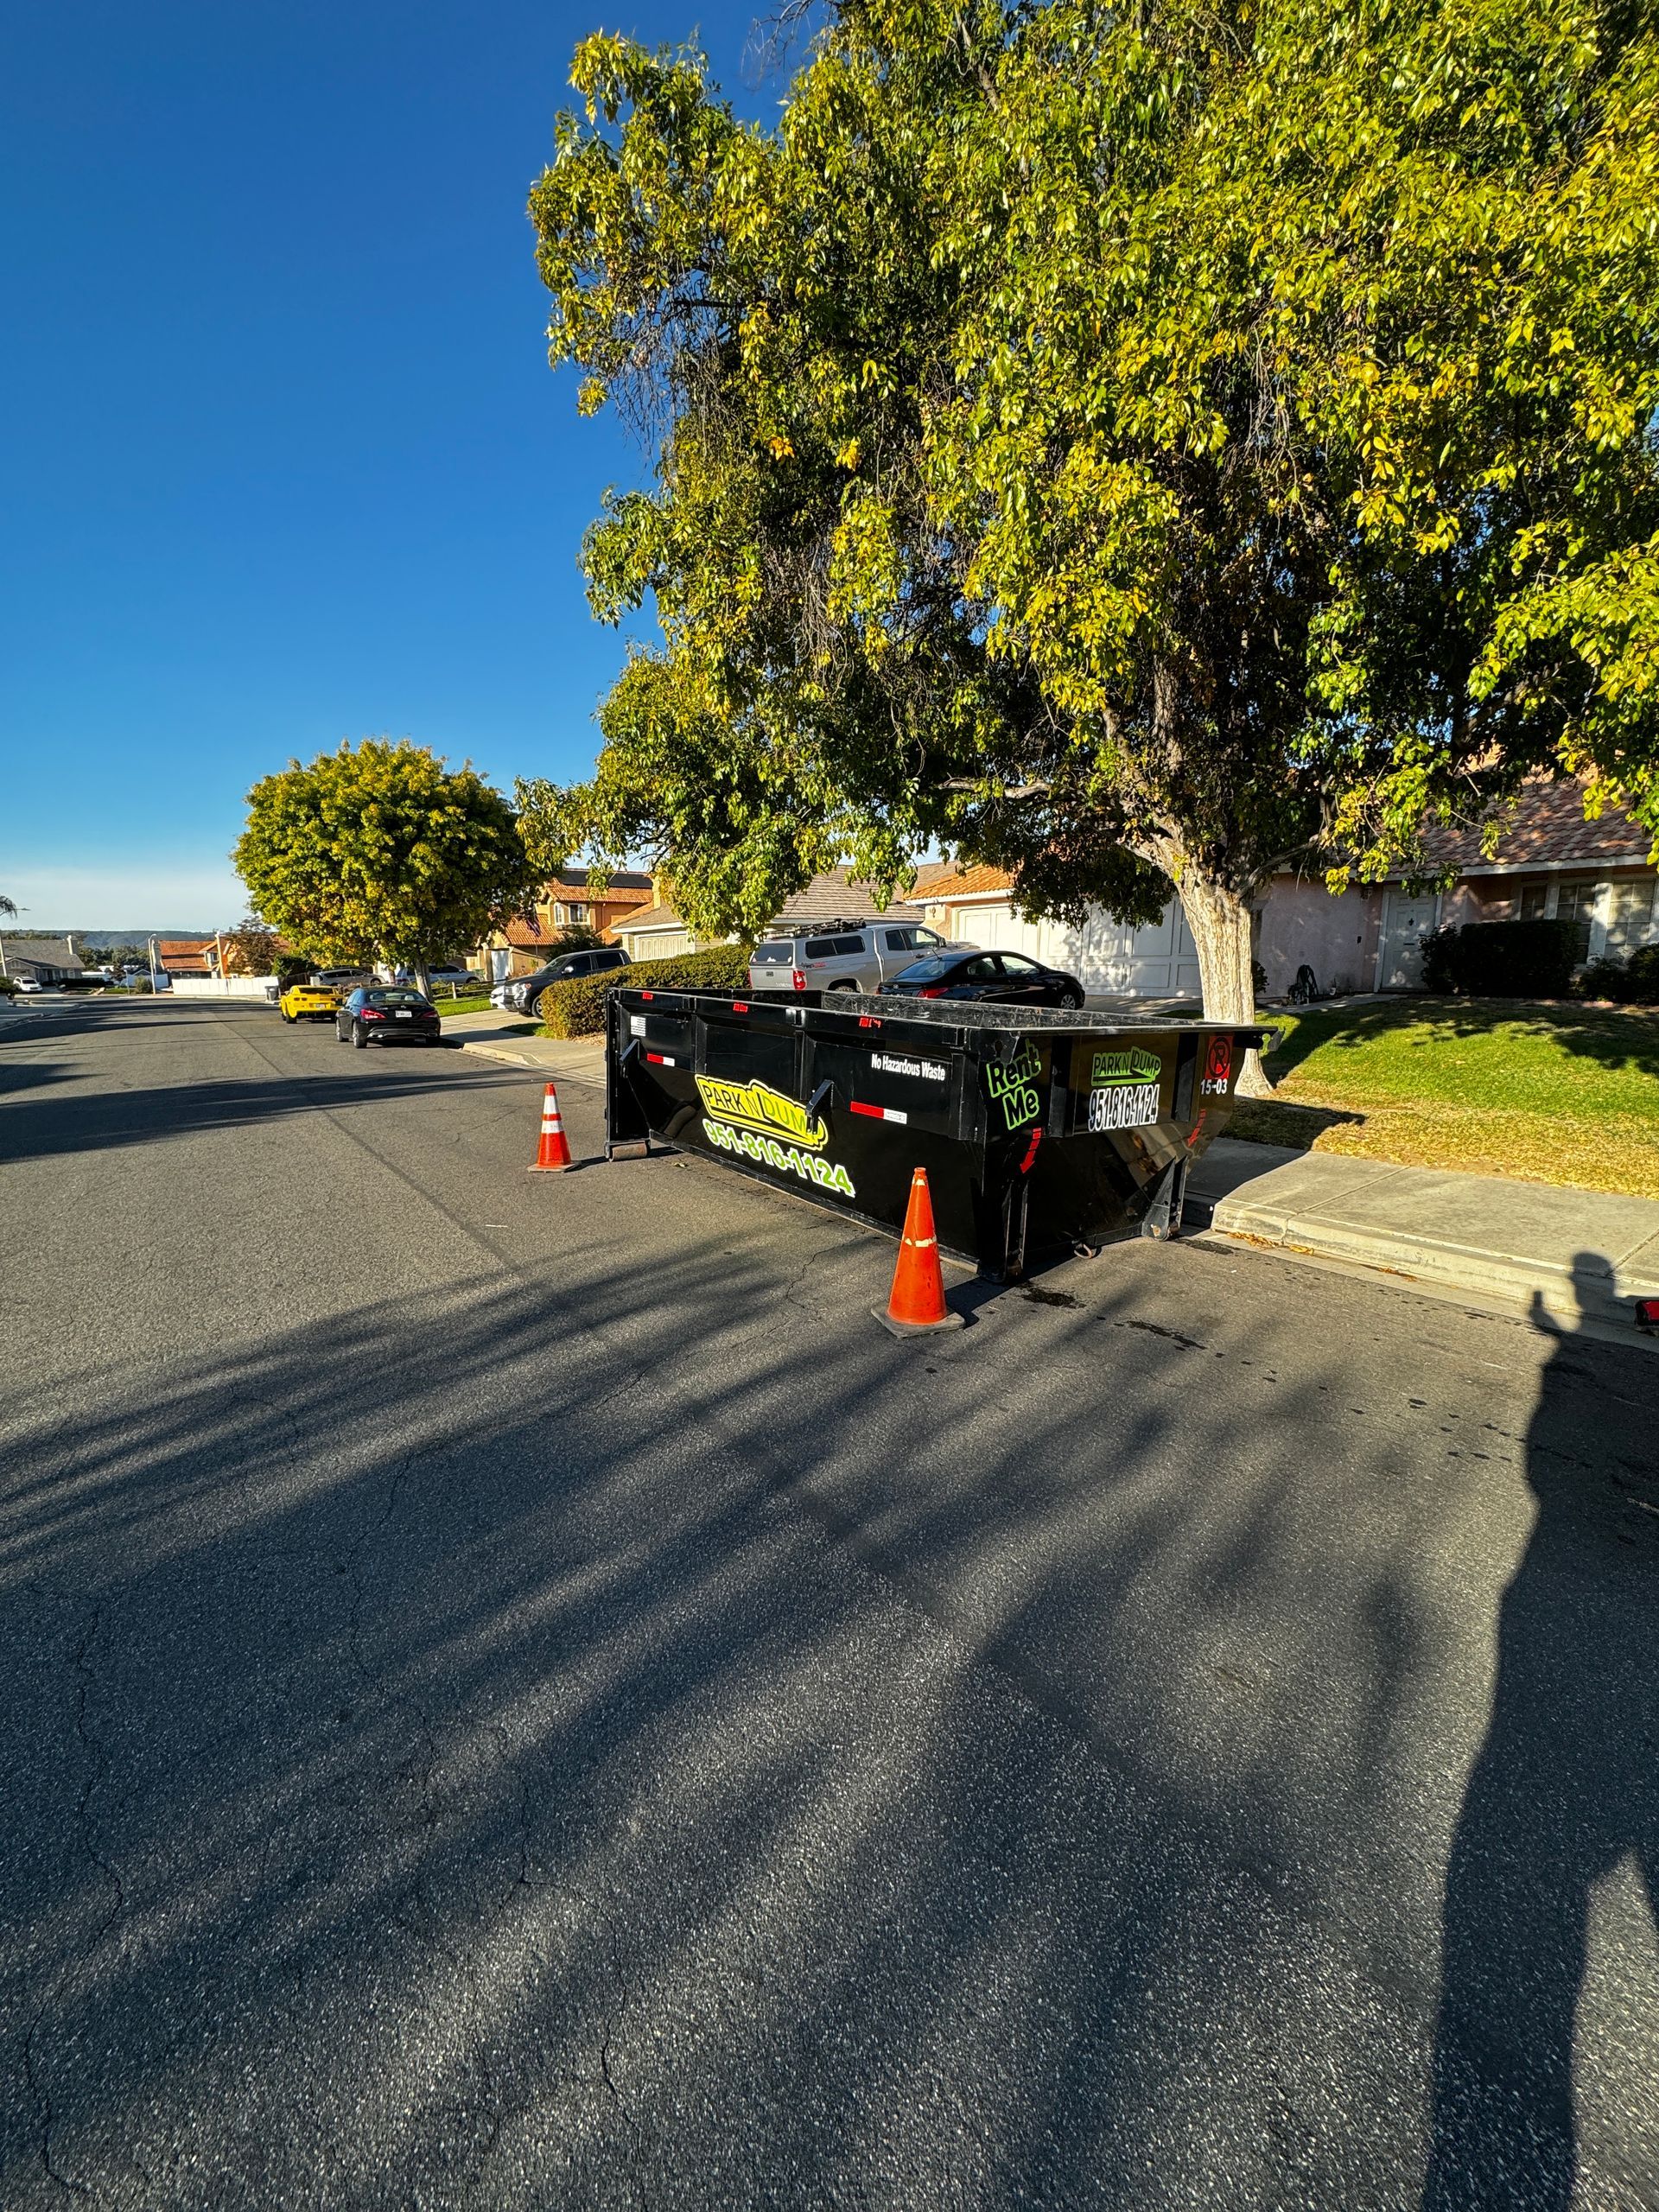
[278,982,340,1023]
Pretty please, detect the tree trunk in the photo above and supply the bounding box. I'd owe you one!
[1174,869,1273,1097]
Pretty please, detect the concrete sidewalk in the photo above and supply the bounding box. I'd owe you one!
[1187,1138,1659,1334]
[448,1012,607,1087]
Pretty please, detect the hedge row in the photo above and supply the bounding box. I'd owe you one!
[1579,944,1659,1005]
[537,944,753,1037]
[1420,919,1577,999]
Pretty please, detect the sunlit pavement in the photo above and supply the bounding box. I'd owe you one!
[3,1000,1656,2209]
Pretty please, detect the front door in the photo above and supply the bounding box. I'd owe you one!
[1377,890,1440,988]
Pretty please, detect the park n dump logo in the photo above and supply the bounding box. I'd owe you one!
[1090,1046,1161,1088]
[695,1075,856,1198]
[696,1076,828,1149]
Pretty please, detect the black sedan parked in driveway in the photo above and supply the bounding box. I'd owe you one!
[878,948,1087,1009]
[335,986,443,1047]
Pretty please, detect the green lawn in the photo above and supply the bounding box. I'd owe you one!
[430,992,497,1018]
[1230,998,1659,1199]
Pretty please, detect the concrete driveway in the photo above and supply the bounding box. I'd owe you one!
[2,1000,1655,2209]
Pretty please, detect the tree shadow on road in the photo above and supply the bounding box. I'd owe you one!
[1424,1257,1659,2209]
[0,1061,531,1163]
[3,1209,1657,2206]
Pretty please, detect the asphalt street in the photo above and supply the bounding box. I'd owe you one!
[3,997,1656,2210]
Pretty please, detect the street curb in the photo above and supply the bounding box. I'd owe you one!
[1186,1187,1659,1333]
[457,1039,606,1087]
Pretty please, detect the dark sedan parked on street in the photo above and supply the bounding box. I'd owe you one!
[878,948,1086,1009]
[335,986,443,1048]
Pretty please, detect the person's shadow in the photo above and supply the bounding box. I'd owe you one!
[1424,1256,1658,2207]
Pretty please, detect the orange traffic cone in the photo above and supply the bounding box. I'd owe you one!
[874,1167,964,1336]
[529,1082,573,1172]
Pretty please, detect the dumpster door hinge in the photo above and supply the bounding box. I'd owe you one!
[605,1033,652,1162]
[1140,1156,1187,1241]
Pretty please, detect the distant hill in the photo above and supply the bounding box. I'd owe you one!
[14,929,224,946]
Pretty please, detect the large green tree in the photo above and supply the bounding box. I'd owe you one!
[235,741,535,988]
[520,0,1659,1086]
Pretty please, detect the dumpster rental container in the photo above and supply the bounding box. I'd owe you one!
[605,988,1267,1278]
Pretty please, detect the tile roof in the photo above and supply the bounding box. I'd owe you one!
[2,935,83,969]
[613,904,685,933]
[914,862,1016,901]
[158,938,214,963]
[770,870,925,927]
[1421,779,1654,874]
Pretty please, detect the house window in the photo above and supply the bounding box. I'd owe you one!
[1606,878,1658,951]
[1555,880,1599,965]
[568,903,588,923]
[1516,877,1602,964]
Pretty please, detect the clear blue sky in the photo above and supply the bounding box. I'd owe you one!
[0,0,772,928]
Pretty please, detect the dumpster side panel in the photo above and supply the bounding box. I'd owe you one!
[797,1028,988,1260]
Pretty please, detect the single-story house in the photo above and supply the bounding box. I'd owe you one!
[767,864,950,932]
[158,938,216,977]
[918,865,1205,998]
[611,902,729,962]
[1255,780,1659,994]
[210,932,290,977]
[477,868,656,981]
[917,782,1658,1001]
[611,867,957,962]
[1,936,85,984]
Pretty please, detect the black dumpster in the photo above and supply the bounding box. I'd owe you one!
[605,988,1267,1278]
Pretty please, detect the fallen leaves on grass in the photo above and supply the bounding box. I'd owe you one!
[1230,1000,1659,1199]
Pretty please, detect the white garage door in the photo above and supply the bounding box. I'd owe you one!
[948,899,1200,998]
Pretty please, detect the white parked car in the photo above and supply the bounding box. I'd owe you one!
[14,976,45,994]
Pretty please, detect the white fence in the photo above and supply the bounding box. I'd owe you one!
[168,976,278,1000]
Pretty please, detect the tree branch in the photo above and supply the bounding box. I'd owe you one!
[940,779,1052,798]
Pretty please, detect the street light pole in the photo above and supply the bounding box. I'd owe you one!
[147,936,159,993]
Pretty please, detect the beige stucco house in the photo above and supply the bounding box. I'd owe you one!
[916,783,1658,1001]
